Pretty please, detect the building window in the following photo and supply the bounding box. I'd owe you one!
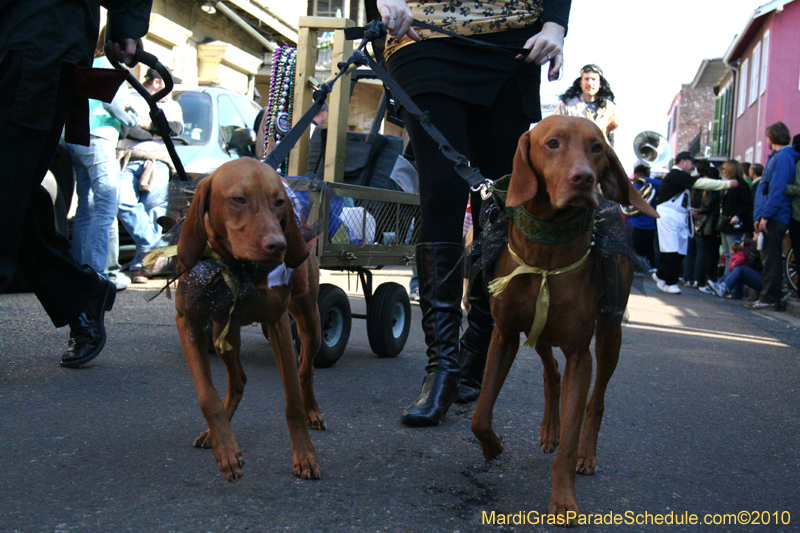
[745,147,754,164]
[313,0,345,17]
[761,30,769,95]
[712,82,732,157]
[737,59,748,116]
[672,107,678,136]
[755,141,762,164]
[749,42,761,105]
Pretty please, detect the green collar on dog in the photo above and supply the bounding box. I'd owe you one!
[491,174,595,245]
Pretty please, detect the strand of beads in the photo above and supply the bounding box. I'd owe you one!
[263,46,296,174]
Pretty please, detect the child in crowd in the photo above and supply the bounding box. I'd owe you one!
[708,239,763,299]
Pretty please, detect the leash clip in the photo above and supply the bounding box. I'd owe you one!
[472,179,495,200]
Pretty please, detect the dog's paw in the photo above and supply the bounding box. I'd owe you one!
[576,455,597,475]
[193,429,213,449]
[293,451,321,480]
[478,432,504,461]
[212,437,245,482]
[306,409,326,431]
[548,495,579,527]
[539,427,559,454]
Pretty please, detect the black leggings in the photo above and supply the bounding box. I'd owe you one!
[400,80,534,244]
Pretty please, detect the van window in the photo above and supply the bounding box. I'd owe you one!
[174,91,212,145]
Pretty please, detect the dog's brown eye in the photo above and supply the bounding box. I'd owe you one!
[591,143,603,153]
[547,139,559,149]
[232,197,245,204]
[275,199,285,208]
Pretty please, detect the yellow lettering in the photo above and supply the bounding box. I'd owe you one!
[625,510,635,525]
[526,510,540,525]
[482,511,496,525]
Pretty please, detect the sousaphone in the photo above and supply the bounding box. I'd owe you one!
[622,131,671,216]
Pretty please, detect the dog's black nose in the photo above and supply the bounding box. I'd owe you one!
[263,234,287,255]
[569,168,595,188]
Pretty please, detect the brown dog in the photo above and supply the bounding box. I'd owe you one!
[174,158,324,482]
[471,116,658,524]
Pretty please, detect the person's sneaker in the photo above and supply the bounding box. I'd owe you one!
[652,272,667,292]
[698,284,714,295]
[708,280,728,298]
[109,271,130,291]
[409,288,420,303]
[745,300,776,310]
[687,280,699,288]
[665,284,682,294]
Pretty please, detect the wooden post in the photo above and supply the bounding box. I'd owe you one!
[289,17,354,182]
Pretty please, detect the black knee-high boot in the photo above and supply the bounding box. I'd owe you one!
[402,242,464,427]
[457,255,494,403]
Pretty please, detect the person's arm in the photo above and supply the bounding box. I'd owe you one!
[784,163,800,196]
[103,1,152,65]
[692,177,733,191]
[102,100,137,128]
[375,0,420,42]
[543,0,571,35]
[605,102,618,136]
[760,155,795,220]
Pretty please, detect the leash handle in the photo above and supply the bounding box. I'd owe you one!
[108,49,189,181]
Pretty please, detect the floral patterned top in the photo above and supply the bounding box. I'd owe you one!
[385,0,544,58]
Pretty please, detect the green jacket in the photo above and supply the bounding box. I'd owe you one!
[783,160,800,222]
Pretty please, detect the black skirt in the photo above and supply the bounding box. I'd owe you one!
[386,24,543,121]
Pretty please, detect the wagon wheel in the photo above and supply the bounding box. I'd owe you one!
[785,248,798,293]
[313,284,352,368]
[366,282,411,358]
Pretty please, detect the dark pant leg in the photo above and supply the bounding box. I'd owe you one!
[693,235,706,284]
[0,52,96,326]
[659,252,683,286]
[401,96,471,245]
[683,235,696,282]
[702,234,721,282]
[789,218,800,289]
[631,227,656,271]
[760,219,787,303]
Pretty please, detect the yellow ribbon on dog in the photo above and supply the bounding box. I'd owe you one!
[488,244,592,348]
[144,243,238,353]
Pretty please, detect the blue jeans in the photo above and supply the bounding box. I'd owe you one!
[720,232,744,273]
[118,159,169,266]
[722,265,763,299]
[68,137,119,275]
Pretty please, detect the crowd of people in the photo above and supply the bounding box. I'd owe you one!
[626,122,800,311]
[68,27,182,291]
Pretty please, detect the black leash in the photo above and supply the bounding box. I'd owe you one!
[108,49,189,181]
[264,19,498,199]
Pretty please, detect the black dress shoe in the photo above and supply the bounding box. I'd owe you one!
[60,275,116,368]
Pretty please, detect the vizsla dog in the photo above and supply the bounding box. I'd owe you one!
[174,158,323,482]
[471,116,658,525]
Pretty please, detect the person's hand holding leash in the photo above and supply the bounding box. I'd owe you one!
[105,37,143,66]
[517,22,565,81]
[377,0,420,41]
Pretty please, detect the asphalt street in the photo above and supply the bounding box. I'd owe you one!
[1,267,799,532]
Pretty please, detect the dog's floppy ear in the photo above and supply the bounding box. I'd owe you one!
[177,175,213,272]
[282,190,310,268]
[598,144,632,205]
[506,131,538,208]
[600,144,659,219]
